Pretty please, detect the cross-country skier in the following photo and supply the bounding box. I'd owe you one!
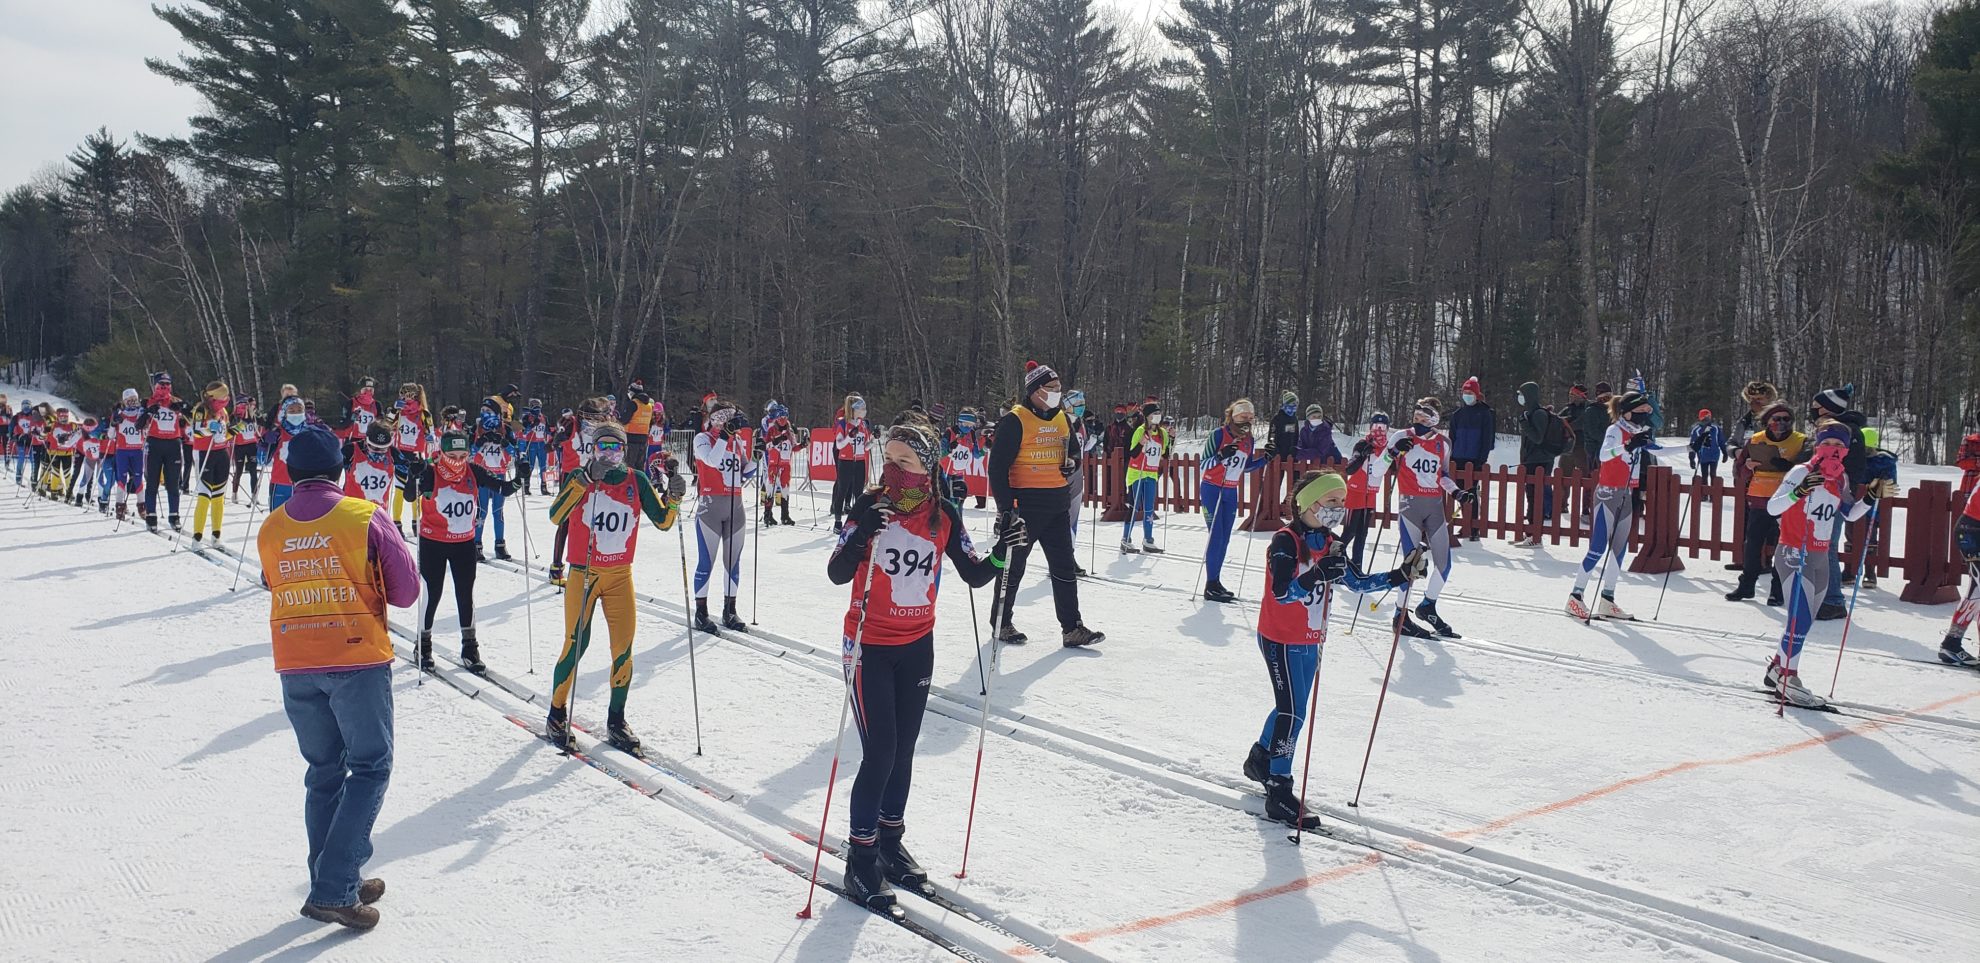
[1199,399,1274,602]
[42,407,83,499]
[342,376,384,442]
[187,382,237,549]
[141,373,191,529]
[760,400,796,526]
[988,360,1104,647]
[230,398,263,503]
[1763,422,1872,708]
[472,405,518,561]
[1341,414,1390,567]
[547,407,586,586]
[826,419,1026,911]
[343,421,399,510]
[831,394,873,533]
[692,400,755,633]
[266,397,312,511]
[1064,389,1099,569]
[389,383,433,533]
[943,408,988,509]
[405,430,508,673]
[1121,401,1172,555]
[76,419,106,509]
[1389,398,1472,638]
[1243,471,1425,829]
[544,423,679,752]
[1727,402,1802,605]
[519,399,549,495]
[104,389,146,519]
[1564,390,1656,621]
[1935,481,1980,667]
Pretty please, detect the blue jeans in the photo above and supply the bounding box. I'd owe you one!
[476,486,506,544]
[281,664,394,907]
[1123,477,1158,542]
[1201,482,1240,582]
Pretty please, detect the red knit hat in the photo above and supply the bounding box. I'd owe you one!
[1462,376,1482,396]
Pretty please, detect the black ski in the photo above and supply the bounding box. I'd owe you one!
[1750,688,1840,714]
[787,830,1044,956]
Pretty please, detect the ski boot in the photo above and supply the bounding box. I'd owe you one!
[994,623,1028,645]
[416,631,436,671]
[1061,623,1104,648]
[1395,611,1436,639]
[694,598,722,634]
[475,546,488,563]
[1938,639,1980,668]
[1202,581,1237,604]
[146,514,159,531]
[168,514,182,531]
[1142,539,1164,555]
[1415,599,1460,637]
[876,823,930,895]
[115,502,128,522]
[98,501,109,516]
[460,630,486,674]
[1766,581,1783,607]
[762,500,778,527]
[606,714,643,755]
[1596,594,1636,621]
[1263,775,1321,831]
[721,597,749,633]
[1816,602,1848,621]
[1119,539,1139,555]
[1763,664,1827,709]
[844,842,896,911]
[1565,593,1593,621]
[779,496,795,526]
[1243,742,1271,785]
[549,564,566,588]
[494,539,511,561]
[545,707,574,750]
[190,533,205,551]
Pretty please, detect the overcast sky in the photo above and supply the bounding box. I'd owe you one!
[0,1,203,189]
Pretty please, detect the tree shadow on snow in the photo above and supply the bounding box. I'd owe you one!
[1232,824,1443,963]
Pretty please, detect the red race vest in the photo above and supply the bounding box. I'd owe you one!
[1393,431,1449,498]
[696,432,751,496]
[1255,528,1331,646]
[419,465,480,542]
[567,477,641,567]
[146,405,185,440]
[1203,428,1254,489]
[843,507,951,646]
[344,448,396,506]
[474,442,513,478]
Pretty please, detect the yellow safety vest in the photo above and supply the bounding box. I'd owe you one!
[1007,404,1071,490]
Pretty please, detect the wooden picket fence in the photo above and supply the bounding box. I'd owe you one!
[1081,451,1967,605]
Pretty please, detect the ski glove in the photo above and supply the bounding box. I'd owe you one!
[1452,488,1476,506]
[1217,444,1239,460]
[1352,438,1373,457]
[1390,436,1416,455]
[1792,471,1823,499]
[1295,552,1350,591]
[993,517,1030,556]
[584,458,614,483]
[1397,546,1431,582]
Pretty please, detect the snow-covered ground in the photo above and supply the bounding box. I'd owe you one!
[3,448,1976,962]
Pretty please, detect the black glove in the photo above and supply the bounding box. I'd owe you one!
[1217,443,1239,460]
[1295,552,1349,591]
[857,495,898,534]
[1452,488,1477,506]
[1390,435,1416,455]
[504,479,521,496]
[1352,438,1372,457]
[585,458,613,483]
[1625,430,1652,450]
[993,517,1030,556]
[1792,470,1822,499]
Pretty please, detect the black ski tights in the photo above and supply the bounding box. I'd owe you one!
[419,538,478,634]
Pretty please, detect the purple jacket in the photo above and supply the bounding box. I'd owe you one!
[1296,421,1340,462]
[275,478,421,612]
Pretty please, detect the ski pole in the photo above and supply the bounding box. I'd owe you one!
[751,452,763,626]
[797,551,878,919]
[1652,482,1698,621]
[674,491,703,755]
[1582,504,1616,626]
[228,495,263,592]
[956,567,1001,878]
[173,442,210,553]
[1290,589,1332,844]
[1350,579,1415,809]
[518,486,537,673]
[1235,487,1266,601]
[563,486,600,749]
[1348,515,1398,635]
[1826,503,1881,699]
[1187,484,1211,601]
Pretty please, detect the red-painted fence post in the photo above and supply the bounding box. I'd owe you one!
[1900,481,1960,604]
[1628,466,1684,575]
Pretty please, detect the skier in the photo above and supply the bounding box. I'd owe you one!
[544,423,679,751]
[1956,430,1979,498]
[1121,401,1172,555]
[1389,399,1472,638]
[519,399,549,495]
[826,420,1025,910]
[342,376,384,442]
[1806,385,1872,621]
[942,408,989,509]
[988,361,1104,647]
[343,422,399,509]
[1064,390,1099,562]
[1727,403,1802,604]
[406,431,505,673]
[141,373,191,530]
[1763,423,1872,708]
[1564,390,1656,621]
[230,398,263,503]
[1340,414,1391,568]
[266,397,312,511]
[831,393,873,533]
[1689,410,1726,484]
[692,400,755,633]
[1242,471,1425,829]
[76,419,106,509]
[42,408,83,499]
[547,407,588,586]
[472,405,519,561]
[187,382,237,549]
[760,401,796,526]
[389,383,433,534]
[1934,480,1980,667]
[105,389,146,519]
[1199,399,1273,602]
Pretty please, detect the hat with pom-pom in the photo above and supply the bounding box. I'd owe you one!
[1023,360,1059,397]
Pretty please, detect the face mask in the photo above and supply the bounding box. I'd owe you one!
[1073,405,1086,418]
[595,445,626,466]
[1283,404,1296,416]
[1114,413,1126,423]
[480,413,499,430]
[1413,422,1434,436]
[283,412,305,428]
[1318,505,1348,529]
[1627,411,1653,426]
[1515,394,1526,406]
[1307,418,1322,428]
[1043,391,1062,409]
[1147,413,1162,426]
[1462,393,1477,406]
[880,462,931,513]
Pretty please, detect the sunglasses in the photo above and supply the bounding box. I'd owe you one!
[594,439,626,452]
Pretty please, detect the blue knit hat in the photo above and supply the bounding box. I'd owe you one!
[286,425,344,481]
